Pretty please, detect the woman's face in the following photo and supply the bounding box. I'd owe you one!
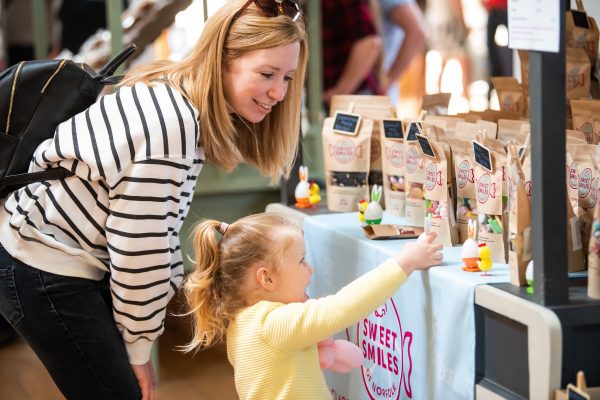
[223,42,300,123]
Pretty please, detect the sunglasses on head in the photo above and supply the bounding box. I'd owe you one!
[236,0,301,21]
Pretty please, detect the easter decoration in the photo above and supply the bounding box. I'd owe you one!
[461,219,480,272]
[525,260,534,294]
[477,243,493,276]
[295,166,313,209]
[364,185,383,225]
[309,182,321,206]
[358,200,368,224]
[317,337,364,373]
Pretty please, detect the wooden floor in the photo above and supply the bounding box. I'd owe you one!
[0,312,237,399]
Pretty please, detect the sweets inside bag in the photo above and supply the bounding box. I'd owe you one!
[448,137,477,242]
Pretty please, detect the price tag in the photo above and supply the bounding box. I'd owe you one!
[473,140,493,172]
[416,134,436,158]
[332,112,361,135]
[382,119,403,139]
[406,122,422,141]
[571,10,590,29]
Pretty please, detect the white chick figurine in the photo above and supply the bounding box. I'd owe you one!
[295,166,311,209]
[461,219,480,272]
[364,185,383,225]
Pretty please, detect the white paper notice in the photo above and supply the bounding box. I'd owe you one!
[508,0,559,53]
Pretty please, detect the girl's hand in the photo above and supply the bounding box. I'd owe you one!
[132,361,156,400]
[394,232,443,275]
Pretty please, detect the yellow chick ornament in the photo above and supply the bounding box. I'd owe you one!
[477,243,493,276]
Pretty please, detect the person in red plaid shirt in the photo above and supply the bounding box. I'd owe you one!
[321,0,382,105]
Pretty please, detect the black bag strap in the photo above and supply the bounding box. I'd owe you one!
[2,168,75,189]
[97,44,137,79]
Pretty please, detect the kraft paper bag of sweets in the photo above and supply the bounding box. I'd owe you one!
[322,116,372,212]
[491,77,526,116]
[572,144,599,260]
[570,99,600,144]
[423,115,464,137]
[454,122,483,142]
[404,126,426,227]
[420,139,459,246]
[566,2,599,69]
[518,50,530,90]
[567,128,589,144]
[497,119,530,147]
[524,147,585,272]
[329,95,394,206]
[472,140,508,263]
[588,186,600,299]
[421,93,452,116]
[478,109,523,123]
[507,145,531,286]
[566,47,591,100]
[448,137,477,242]
[380,119,406,216]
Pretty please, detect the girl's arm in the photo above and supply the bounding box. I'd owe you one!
[262,258,407,351]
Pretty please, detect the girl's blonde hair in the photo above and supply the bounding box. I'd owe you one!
[182,212,300,351]
[120,0,308,181]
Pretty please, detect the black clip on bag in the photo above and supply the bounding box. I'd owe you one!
[0,43,137,198]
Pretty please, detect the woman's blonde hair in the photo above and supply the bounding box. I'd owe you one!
[120,0,308,181]
[182,212,300,351]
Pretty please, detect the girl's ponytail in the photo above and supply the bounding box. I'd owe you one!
[182,219,226,351]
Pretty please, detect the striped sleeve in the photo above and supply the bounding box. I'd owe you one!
[106,157,193,364]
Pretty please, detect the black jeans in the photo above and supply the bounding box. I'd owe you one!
[0,245,141,400]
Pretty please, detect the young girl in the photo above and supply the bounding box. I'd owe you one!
[183,212,443,399]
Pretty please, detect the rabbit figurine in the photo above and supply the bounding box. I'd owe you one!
[295,166,311,209]
[364,185,383,225]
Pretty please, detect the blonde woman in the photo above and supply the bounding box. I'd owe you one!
[0,1,307,399]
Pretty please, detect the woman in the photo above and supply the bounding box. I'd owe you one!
[0,1,307,399]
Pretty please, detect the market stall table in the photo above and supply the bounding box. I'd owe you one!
[303,212,510,400]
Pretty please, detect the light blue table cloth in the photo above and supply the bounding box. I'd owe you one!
[304,212,511,400]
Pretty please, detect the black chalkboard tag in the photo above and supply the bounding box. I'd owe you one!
[572,10,590,29]
[473,140,493,172]
[406,122,422,141]
[416,134,436,159]
[518,146,526,159]
[383,119,403,139]
[332,111,362,135]
[566,384,591,400]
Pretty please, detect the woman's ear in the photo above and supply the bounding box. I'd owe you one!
[255,266,275,291]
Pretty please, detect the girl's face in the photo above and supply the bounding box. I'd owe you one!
[271,231,314,304]
[223,42,300,123]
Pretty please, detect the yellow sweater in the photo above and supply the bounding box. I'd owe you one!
[226,258,408,400]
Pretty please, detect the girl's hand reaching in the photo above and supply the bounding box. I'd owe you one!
[394,232,443,275]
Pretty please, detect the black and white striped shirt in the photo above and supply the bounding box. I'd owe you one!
[0,82,204,364]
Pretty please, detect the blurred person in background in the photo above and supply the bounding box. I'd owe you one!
[376,0,426,104]
[321,0,382,107]
[481,0,511,77]
[424,0,471,97]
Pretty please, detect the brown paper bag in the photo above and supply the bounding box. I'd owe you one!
[420,140,459,246]
[566,3,600,69]
[566,47,591,100]
[404,137,426,226]
[423,115,464,137]
[507,145,531,286]
[473,141,507,263]
[449,137,477,242]
[491,77,526,116]
[497,119,530,146]
[572,144,599,256]
[421,93,452,116]
[380,120,406,216]
[588,189,600,298]
[322,117,372,212]
[570,99,600,144]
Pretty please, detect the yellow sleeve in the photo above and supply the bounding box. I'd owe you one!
[261,258,407,351]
